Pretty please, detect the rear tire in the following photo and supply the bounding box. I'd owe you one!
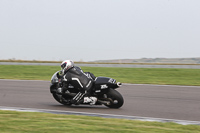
[105,88,124,108]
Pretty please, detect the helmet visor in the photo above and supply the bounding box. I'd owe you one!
[61,62,67,70]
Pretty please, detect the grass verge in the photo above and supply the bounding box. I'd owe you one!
[0,65,200,86]
[0,110,200,133]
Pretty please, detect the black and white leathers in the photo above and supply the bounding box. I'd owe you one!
[62,66,93,104]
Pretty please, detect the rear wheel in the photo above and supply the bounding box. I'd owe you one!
[104,88,124,108]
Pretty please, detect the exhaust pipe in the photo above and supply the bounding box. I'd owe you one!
[117,82,122,87]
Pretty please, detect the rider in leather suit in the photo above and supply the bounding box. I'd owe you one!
[58,60,97,105]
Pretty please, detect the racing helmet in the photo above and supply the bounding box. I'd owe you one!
[61,60,74,73]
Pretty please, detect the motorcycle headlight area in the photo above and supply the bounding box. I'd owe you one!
[51,78,58,83]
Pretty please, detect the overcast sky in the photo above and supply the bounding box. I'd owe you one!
[0,0,200,62]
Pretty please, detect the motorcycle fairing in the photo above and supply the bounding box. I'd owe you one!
[94,77,117,95]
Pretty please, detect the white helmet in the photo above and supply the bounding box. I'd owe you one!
[61,60,74,73]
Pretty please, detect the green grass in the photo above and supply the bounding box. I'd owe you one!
[0,65,58,80]
[0,65,200,86]
[0,110,200,133]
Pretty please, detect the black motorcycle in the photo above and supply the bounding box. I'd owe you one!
[50,71,124,108]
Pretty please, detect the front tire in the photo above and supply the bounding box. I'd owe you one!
[105,88,124,108]
[52,93,72,106]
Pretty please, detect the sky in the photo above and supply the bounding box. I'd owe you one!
[0,0,200,62]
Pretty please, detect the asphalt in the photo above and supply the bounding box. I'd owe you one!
[1,79,200,121]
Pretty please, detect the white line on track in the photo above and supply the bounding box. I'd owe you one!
[0,106,200,125]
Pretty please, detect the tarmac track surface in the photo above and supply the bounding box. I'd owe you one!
[0,80,200,122]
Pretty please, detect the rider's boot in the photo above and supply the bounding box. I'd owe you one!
[83,97,97,105]
[71,90,97,105]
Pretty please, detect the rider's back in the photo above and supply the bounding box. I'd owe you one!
[64,66,92,90]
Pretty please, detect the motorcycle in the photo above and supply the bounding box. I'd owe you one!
[50,71,124,108]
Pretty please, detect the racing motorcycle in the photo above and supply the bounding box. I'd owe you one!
[50,71,124,108]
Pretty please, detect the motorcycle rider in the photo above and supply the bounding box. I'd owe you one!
[57,60,97,105]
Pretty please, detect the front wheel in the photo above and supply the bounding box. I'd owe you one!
[52,93,72,106]
[104,88,124,108]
